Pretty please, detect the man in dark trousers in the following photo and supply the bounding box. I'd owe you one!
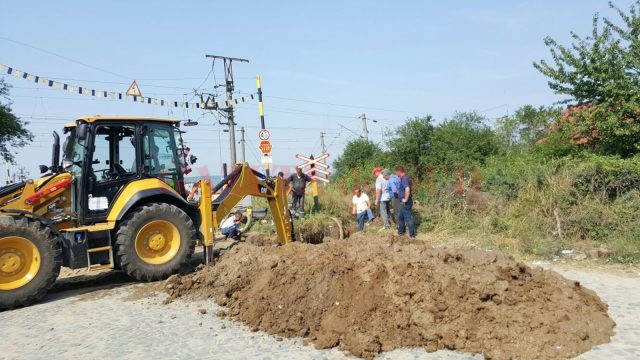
[287,167,312,219]
[395,165,416,238]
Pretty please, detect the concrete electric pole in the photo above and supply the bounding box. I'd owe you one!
[320,132,327,153]
[360,113,369,141]
[205,54,249,165]
[239,126,246,163]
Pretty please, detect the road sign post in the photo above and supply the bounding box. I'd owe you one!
[258,132,273,176]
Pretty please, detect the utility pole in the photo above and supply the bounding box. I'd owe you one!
[320,132,327,153]
[16,167,28,182]
[239,126,246,163]
[360,113,369,141]
[205,54,249,165]
[4,161,11,184]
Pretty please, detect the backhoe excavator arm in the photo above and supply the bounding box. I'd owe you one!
[198,163,292,262]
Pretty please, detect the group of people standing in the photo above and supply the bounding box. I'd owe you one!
[352,166,416,238]
[282,165,416,238]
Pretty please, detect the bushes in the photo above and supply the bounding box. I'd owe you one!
[328,102,640,262]
[481,151,551,199]
[572,155,640,199]
[479,155,640,262]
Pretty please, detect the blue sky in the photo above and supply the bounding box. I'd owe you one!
[1,0,633,178]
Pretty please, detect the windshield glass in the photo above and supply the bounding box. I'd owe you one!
[62,128,85,176]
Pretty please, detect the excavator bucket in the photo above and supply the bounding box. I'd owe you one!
[198,163,292,264]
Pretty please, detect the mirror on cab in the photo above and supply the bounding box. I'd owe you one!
[77,122,89,140]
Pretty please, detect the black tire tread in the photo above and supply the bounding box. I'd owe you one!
[0,216,62,310]
[115,203,195,282]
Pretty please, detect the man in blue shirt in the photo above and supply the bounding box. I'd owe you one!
[395,166,416,238]
[388,171,401,224]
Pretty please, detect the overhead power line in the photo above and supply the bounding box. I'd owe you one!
[0,36,131,79]
[264,95,424,115]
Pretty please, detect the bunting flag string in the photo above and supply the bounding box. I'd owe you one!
[0,63,255,109]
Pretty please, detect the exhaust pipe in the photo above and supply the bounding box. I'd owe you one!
[39,131,60,174]
[51,131,60,172]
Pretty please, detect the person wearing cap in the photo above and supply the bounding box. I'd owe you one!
[375,169,393,229]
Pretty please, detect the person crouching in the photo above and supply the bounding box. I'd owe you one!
[220,211,247,240]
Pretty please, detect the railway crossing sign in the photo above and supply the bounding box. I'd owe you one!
[258,129,270,141]
[296,152,331,183]
[295,153,330,168]
[259,140,272,154]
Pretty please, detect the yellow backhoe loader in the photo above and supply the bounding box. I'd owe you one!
[0,116,292,309]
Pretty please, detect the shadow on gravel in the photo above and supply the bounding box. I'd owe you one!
[38,250,208,305]
[40,271,136,304]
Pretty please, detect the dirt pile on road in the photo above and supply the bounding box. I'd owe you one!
[164,234,615,359]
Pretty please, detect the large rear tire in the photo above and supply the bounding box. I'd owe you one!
[0,217,62,310]
[115,203,195,281]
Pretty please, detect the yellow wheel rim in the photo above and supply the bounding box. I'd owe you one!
[0,236,41,291]
[134,220,181,265]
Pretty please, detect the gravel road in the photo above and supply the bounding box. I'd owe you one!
[0,265,638,360]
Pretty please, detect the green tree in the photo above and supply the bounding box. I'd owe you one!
[387,116,434,173]
[496,105,562,148]
[0,79,33,163]
[333,139,382,177]
[427,111,501,166]
[533,1,640,156]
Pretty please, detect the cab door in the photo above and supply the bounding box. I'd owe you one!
[82,123,141,222]
[142,123,186,197]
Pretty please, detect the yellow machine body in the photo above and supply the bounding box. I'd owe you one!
[0,116,292,309]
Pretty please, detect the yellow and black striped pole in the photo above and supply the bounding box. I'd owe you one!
[256,75,269,177]
[257,76,265,129]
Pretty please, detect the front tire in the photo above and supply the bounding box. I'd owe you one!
[115,203,195,281]
[0,217,62,310]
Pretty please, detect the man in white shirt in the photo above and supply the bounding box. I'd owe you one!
[220,211,246,240]
[352,187,371,231]
[375,169,392,229]
[186,182,201,203]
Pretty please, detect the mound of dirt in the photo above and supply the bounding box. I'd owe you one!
[164,235,615,359]
[244,232,279,246]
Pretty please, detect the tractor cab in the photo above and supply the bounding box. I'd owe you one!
[61,117,188,223]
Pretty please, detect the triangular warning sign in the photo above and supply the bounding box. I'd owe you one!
[126,80,142,97]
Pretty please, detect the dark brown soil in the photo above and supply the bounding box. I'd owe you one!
[164,234,615,359]
[244,233,280,246]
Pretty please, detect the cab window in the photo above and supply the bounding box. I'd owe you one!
[87,124,138,213]
[144,126,179,187]
[91,125,137,183]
